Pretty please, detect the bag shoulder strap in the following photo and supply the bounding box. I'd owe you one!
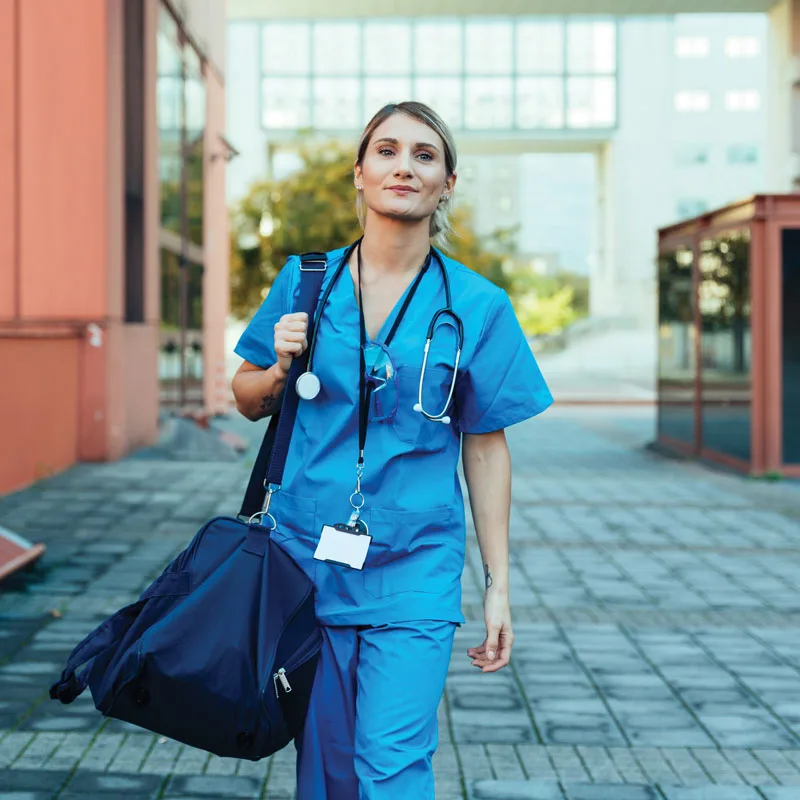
[238,252,328,519]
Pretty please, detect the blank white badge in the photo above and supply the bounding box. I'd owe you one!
[314,525,371,570]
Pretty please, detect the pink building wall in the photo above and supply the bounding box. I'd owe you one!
[0,0,229,494]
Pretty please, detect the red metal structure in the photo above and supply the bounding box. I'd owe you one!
[657,194,800,477]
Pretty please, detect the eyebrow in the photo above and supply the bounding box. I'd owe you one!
[374,137,441,152]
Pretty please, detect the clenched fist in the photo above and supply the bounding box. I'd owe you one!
[274,312,309,377]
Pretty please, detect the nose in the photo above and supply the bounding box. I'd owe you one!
[393,149,413,179]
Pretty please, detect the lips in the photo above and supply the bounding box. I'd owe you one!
[387,185,417,194]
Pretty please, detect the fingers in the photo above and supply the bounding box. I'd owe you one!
[466,627,514,672]
[274,313,309,362]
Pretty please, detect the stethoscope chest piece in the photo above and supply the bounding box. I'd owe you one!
[296,371,321,401]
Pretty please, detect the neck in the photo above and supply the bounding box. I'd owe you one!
[359,213,431,275]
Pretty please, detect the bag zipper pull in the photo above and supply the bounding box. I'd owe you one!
[273,667,292,697]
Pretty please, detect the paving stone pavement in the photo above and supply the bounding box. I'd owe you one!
[1,406,799,799]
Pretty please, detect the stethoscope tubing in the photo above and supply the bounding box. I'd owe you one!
[300,243,464,422]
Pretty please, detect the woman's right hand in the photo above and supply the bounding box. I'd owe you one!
[274,312,309,377]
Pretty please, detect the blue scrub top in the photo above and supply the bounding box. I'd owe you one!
[234,245,553,626]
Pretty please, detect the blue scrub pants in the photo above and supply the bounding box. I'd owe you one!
[295,620,457,799]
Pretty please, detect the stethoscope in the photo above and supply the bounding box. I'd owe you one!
[295,241,464,424]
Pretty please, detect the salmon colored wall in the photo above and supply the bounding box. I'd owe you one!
[19,0,108,320]
[203,68,231,415]
[0,0,17,321]
[123,325,160,450]
[0,338,79,491]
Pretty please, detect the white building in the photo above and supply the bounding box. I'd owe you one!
[225,11,769,329]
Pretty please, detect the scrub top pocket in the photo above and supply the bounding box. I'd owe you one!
[363,505,459,598]
[392,365,455,451]
[269,491,319,583]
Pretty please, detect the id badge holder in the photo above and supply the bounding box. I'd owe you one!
[313,519,371,570]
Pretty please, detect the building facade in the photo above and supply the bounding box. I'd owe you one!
[225,9,770,331]
[0,0,229,495]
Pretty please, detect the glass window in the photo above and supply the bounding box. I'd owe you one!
[414,78,462,128]
[517,21,564,74]
[782,229,800,464]
[262,23,310,75]
[312,23,360,75]
[674,36,710,58]
[725,90,760,111]
[674,90,710,112]
[566,77,615,128]
[262,78,311,128]
[676,198,708,219]
[676,144,710,166]
[415,21,462,75]
[465,21,513,75]
[465,78,513,129]
[312,79,361,128]
[517,78,564,128]
[364,22,411,74]
[567,21,615,74]
[185,47,205,247]
[727,144,759,165]
[725,35,760,58]
[699,229,752,462]
[364,78,412,122]
[658,247,696,447]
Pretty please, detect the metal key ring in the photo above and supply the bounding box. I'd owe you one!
[248,511,277,531]
[349,492,365,510]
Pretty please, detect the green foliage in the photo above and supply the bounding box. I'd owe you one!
[508,265,589,336]
[228,137,586,337]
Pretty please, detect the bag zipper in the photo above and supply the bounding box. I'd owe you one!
[270,629,321,699]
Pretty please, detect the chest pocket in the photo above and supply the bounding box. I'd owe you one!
[392,364,456,452]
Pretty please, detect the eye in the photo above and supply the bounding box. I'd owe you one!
[378,147,395,157]
[417,151,434,162]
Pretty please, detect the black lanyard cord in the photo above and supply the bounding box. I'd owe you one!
[356,240,431,465]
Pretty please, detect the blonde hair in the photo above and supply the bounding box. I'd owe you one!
[355,101,457,247]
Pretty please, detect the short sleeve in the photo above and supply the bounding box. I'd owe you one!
[233,258,296,369]
[456,291,553,434]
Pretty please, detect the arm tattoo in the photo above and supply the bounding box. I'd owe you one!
[259,392,279,415]
[484,563,493,590]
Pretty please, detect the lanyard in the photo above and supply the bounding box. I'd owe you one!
[351,240,431,517]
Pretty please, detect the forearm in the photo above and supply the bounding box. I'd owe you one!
[461,430,511,596]
[232,363,289,421]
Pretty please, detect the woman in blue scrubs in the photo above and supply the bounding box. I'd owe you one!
[231,101,552,799]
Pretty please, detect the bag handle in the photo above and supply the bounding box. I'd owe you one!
[238,253,328,519]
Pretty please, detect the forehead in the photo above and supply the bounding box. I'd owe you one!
[369,112,444,149]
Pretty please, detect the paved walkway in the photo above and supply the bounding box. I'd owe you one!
[1,407,799,799]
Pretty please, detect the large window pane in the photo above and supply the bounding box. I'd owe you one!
[415,21,462,75]
[364,22,411,74]
[699,229,752,462]
[262,78,310,128]
[782,229,800,464]
[567,21,616,74]
[364,78,412,121]
[157,8,182,235]
[414,78,462,128]
[658,247,696,447]
[185,47,205,247]
[313,78,361,128]
[517,22,564,74]
[567,77,615,128]
[313,23,360,75]
[517,78,563,128]
[262,23,310,75]
[465,78,512,128]
[465,21,512,75]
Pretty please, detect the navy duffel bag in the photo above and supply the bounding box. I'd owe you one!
[49,253,331,760]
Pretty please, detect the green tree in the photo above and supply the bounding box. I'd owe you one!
[229,139,516,319]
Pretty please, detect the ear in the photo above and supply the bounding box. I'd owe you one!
[353,162,363,188]
[444,172,457,194]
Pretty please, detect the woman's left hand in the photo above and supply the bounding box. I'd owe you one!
[467,588,513,673]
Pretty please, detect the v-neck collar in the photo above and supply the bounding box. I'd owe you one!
[343,252,429,346]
